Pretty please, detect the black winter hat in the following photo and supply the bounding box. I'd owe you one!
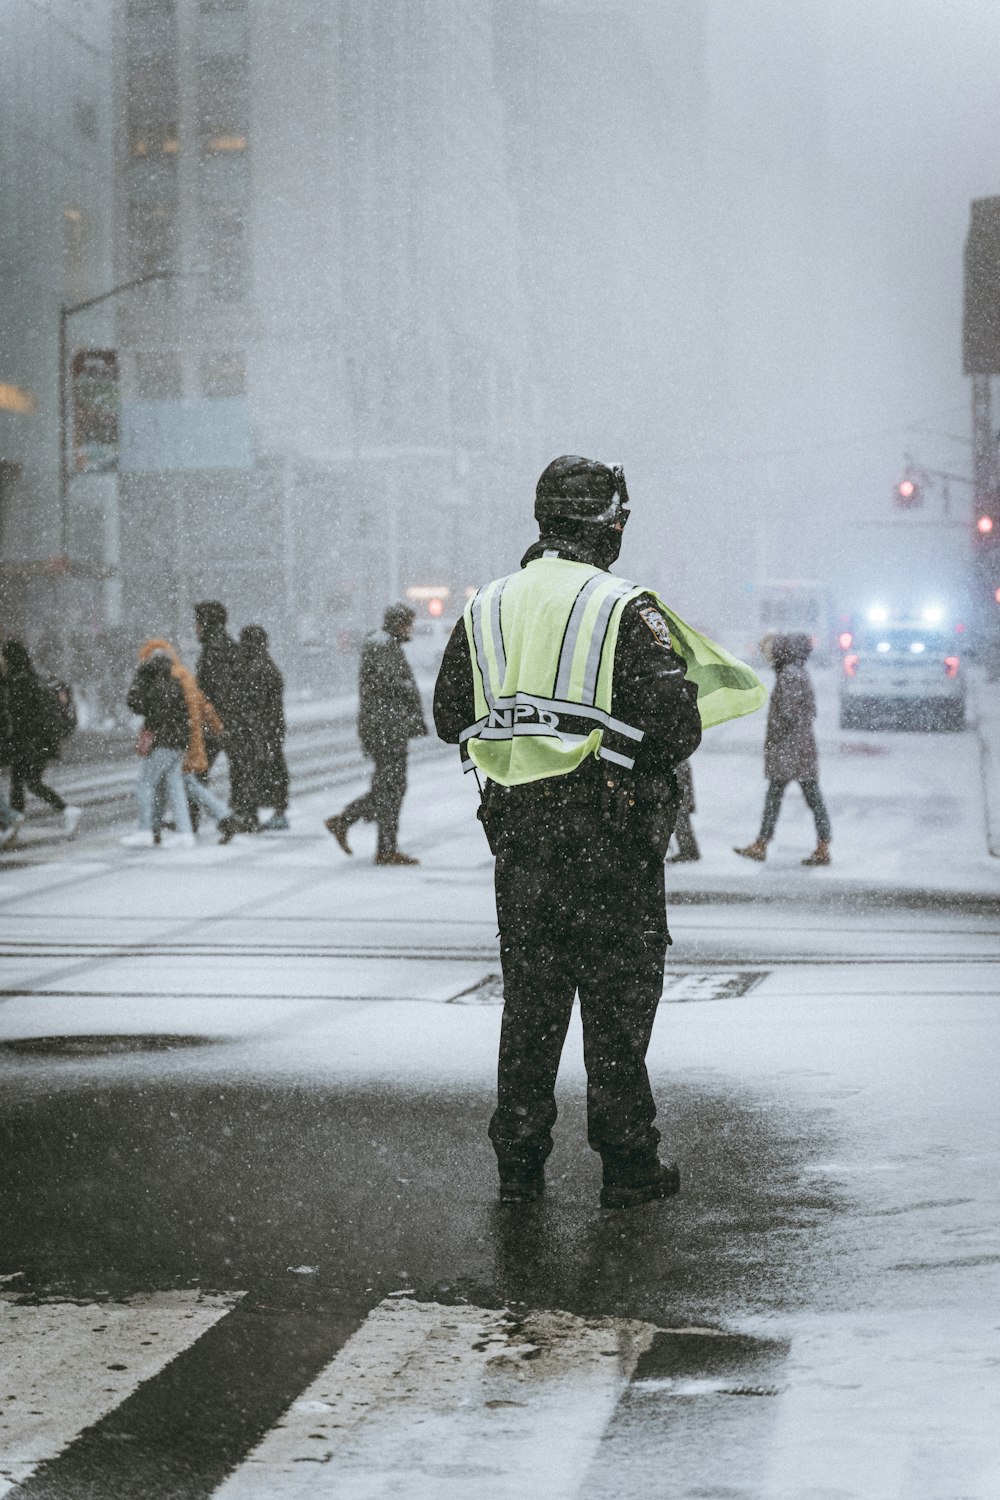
[534,455,628,524]
[194,601,228,634]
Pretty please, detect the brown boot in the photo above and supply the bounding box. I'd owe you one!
[802,841,831,866]
[325,814,352,854]
[375,850,420,866]
[733,839,767,862]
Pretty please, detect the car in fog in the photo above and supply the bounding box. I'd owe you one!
[839,610,966,731]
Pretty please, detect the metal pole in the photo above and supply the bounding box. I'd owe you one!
[972,374,993,508]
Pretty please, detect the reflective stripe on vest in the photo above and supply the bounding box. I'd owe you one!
[461,560,645,786]
[460,559,767,787]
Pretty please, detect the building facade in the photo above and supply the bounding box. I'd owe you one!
[113,0,534,683]
[0,0,115,669]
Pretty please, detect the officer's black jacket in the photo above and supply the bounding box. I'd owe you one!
[433,537,702,855]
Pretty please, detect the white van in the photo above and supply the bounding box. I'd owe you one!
[839,614,966,731]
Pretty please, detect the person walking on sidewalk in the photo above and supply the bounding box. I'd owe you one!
[1,641,80,835]
[234,625,290,832]
[326,602,427,865]
[136,639,241,844]
[666,759,699,862]
[0,671,24,847]
[193,601,253,829]
[734,631,832,866]
[121,645,194,848]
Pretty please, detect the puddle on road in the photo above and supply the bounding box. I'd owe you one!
[0,1034,218,1058]
[632,1328,789,1395]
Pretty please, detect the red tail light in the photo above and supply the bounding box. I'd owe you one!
[843,653,859,678]
[944,655,959,678]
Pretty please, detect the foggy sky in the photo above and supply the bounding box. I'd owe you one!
[525,0,1000,625]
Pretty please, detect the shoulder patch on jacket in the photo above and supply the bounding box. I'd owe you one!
[638,606,672,650]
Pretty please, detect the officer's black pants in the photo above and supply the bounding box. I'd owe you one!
[489,843,668,1173]
[342,752,407,857]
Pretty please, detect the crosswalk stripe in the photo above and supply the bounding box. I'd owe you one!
[0,1291,238,1495]
[212,1298,659,1499]
[1,1293,662,1498]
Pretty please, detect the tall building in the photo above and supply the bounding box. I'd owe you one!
[492,0,711,601]
[113,0,533,680]
[0,0,115,657]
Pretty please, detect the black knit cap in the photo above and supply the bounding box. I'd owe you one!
[534,455,627,524]
[383,601,416,634]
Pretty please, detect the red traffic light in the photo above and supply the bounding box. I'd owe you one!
[895,477,919,508]
[977,514,995,534]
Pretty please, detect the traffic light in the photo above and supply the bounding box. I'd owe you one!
[977,513,995,536]
[895,476,920,508]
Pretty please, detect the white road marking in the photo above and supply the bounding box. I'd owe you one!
[212,1298,658,1498]
[0,1290,239,1494]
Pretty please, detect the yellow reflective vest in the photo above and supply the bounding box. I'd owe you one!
[461,557,765,788]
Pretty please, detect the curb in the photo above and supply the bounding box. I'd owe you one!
[665,884,998,916]
[972,675,1000,859]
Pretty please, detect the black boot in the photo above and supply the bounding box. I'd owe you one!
[498,1165,545,1204]
[600,1156,680,1210]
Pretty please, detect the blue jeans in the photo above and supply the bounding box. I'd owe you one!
[760,778,831,843]
[137,748,192,835]
[153,773,230,830]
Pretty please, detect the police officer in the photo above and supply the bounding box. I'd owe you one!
[433,456,704,1209]
[327,602,427,865]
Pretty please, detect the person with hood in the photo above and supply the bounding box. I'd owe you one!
[136,639,240,843]
[734,631,832,866]
[1,640,81,835]
[325,602,427,864]
[234,625,290,832]
[121,644,194,848]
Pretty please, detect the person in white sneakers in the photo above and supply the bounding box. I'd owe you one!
[121,644,194,848]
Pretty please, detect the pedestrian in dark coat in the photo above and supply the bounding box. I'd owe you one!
[735,632,831,865]
[236,625,290,830]
[325,603,428,864]
[0,672,21,843]
[1,640,80,833]
[193,601,241,761]
[193,600,255,832]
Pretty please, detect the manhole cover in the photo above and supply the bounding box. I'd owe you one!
[0,1034,216,1058]
[449,972,766,1005]
[449,974,506,1005]
[662,971,766,1003]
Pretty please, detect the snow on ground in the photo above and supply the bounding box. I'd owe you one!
[1,673,999,1499]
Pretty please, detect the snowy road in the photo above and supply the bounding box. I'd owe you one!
[0,680,998,1498]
